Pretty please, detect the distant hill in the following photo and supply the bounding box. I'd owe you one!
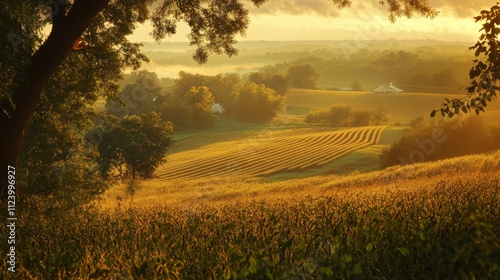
[137,39,475,93]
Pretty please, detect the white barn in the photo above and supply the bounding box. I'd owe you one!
[374,83,403,93]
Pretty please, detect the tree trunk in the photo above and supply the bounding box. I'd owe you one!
[0,0,109,201]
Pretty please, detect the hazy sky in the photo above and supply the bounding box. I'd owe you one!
[129,1,494,43]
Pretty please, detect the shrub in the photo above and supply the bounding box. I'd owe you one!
[234,83,286,122]
[381,116,499,167]
[304,105,388,127]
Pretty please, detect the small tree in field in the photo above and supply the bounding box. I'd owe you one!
[94,112,174,180]
[327,104,353,127]
[352,109,373,126]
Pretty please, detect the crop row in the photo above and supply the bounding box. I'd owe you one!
[156,126,385,180]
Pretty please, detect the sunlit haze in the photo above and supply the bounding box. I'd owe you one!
[128,1,493,43]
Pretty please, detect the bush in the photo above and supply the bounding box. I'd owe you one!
[381,116,499,167]
[234,83,286,122]
[304,104,388,127]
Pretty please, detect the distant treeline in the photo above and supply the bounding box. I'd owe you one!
[142,40,474,94]
[305,104,388,127]
[258,51,471,94]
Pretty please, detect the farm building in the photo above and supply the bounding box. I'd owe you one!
[212,103,224,114]
[374,83,404,93]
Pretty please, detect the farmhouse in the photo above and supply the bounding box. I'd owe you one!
[374,83,404,93]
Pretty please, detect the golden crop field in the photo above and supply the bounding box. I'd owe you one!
[154,126,386,180]
[11,152,500,279]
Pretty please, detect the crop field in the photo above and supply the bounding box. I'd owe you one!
[9,152,500,279]
[155,126,386,180]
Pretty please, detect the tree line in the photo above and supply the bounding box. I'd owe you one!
[305,104,388,127]
[254,50,471,93]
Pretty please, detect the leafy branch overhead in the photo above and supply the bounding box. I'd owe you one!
[432,3,500,118]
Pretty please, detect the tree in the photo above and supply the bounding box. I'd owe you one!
[0,0,437,199]
[351,81,363,91]
[94,112,174,180]
[306,105,387,127]
[352,109,373,126]
[235,83,286,122]
[184,86,215,128]
[174,72,241,114]
[432,3,500,118]
[249,72,288,95]
[18,54,105,198]
[327,104,353,127]
[107,70,163,118]
[286,64,320,89]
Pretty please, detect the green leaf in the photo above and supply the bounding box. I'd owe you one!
[398,247,410,256]
[353,263,363,275]
[366,243,374,253]
[248,265,257,274]
[342,254,353,263]
[318,267,334,276]
[249,256,258,266]
[430,110,436,118]
[419,231,426,241]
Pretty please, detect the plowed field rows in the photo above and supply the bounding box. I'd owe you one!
[155,126,386,180]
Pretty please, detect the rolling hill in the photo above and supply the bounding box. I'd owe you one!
[154,126,386,180]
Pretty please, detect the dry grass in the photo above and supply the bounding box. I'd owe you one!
[99,149,500,210]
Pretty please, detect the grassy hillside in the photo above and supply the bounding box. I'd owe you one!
[101,148,500,209]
